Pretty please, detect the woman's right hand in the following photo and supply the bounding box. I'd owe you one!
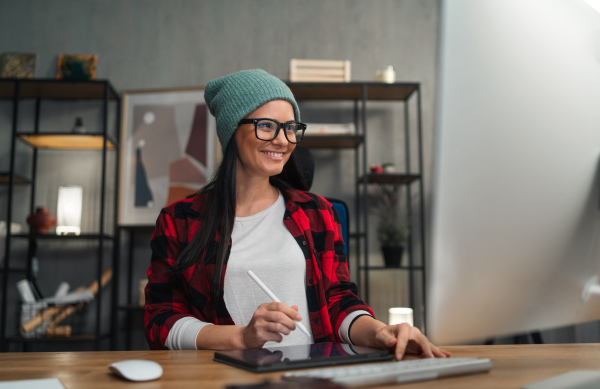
[242,302,301,349]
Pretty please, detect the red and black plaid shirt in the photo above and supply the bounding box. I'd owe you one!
[144,187,373,350]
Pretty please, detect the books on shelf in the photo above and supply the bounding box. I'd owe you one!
[304,123,355,136]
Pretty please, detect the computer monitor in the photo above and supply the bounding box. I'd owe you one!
[427,0,600,345]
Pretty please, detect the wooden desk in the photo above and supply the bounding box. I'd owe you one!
[1,344,599,388]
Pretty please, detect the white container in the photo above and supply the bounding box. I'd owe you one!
[388,307,414,326]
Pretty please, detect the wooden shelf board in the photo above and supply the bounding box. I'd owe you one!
[360,173,421,185]
[0,173,30,184]
[0,79,119,100]
[11,233,115,240]
[287,82,418,101]
[301,135,363,148]
[18,134,115,150]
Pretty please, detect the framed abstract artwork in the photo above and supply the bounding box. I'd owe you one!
[56,54,97,80]
[119,88,218,226]
[0,53,36,78]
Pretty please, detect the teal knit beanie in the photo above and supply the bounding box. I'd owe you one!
[204,69,301,153]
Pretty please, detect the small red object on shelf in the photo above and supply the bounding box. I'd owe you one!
[26,206,56,234]
[370,165,383,174]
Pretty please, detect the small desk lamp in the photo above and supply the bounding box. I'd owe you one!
[56,185,82,235]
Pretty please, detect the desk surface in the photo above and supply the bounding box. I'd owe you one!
[1,343,599,388]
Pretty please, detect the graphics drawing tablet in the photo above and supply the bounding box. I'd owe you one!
[213,342,393,373]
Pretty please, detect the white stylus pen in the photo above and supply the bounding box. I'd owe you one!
[247,270,311,337]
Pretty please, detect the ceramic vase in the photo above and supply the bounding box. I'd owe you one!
[27,206,56,234]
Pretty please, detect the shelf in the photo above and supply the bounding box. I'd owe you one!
[0,77,120,352]
[0,79,119,100]
[0,268,27,273]
[302,135,364,149]
[361,265,424,271]
[11,233,115,240]
[0,173,29,184]
[287,82,418,101]
[5,333,110,343]
[349,232,366,239]
[360,173,421,185]
[118,225,154,232]
[18,134,116,150]
[118,305,145,311]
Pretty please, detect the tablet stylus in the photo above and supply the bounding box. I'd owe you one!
[247,270,311,338]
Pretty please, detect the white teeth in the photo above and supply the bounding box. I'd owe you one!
[264,151,283,158]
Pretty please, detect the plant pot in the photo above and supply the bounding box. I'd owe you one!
[381,245,404,268]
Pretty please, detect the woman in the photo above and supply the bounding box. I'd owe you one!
[144,69,450,360]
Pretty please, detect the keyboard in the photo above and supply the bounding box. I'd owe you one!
[282,357,492,387]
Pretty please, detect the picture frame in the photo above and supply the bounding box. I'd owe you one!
[118,87,218,226]
[0,52,36,79]
[56,54,97,80]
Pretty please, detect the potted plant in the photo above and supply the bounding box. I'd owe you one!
[374,183,410,268]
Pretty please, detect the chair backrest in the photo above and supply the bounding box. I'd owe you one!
[326,197,349,256]
[289,59,351,82]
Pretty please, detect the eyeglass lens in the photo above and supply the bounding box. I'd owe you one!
[255,119,305,143]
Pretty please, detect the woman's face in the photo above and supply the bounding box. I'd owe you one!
[235,99,296,181]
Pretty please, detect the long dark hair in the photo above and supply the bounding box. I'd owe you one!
[171,137,308,304]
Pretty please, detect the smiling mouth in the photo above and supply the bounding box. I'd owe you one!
[262,151,284,158]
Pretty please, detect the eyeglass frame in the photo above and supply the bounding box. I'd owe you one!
[238,118,307,144]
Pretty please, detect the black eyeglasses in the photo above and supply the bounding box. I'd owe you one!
[238,118,307,144]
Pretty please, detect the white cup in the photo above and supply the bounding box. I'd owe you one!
[388,307,414,326]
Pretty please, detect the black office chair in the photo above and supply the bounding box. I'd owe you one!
[294,146,349,256]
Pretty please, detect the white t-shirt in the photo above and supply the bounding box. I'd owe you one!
[225,192,313,347]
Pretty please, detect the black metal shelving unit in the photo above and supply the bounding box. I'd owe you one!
[0,78,120,351]
[286,82,426,330]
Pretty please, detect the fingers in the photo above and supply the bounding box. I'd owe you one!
[242,302,302,349]
[265,302,302,322]
[242,325,284,349]
[395,323,427,360]
[376,323,449,361]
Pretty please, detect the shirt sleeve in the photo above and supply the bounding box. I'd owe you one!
[338,310,372,344]
[165,316,213,350]
[144,208,197,350]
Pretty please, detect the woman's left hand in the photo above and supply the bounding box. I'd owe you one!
[374,322,452,360]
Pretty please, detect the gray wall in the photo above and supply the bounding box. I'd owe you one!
[0,0,441,350]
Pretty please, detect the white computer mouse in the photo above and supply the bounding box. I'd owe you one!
[108,359,163,381]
